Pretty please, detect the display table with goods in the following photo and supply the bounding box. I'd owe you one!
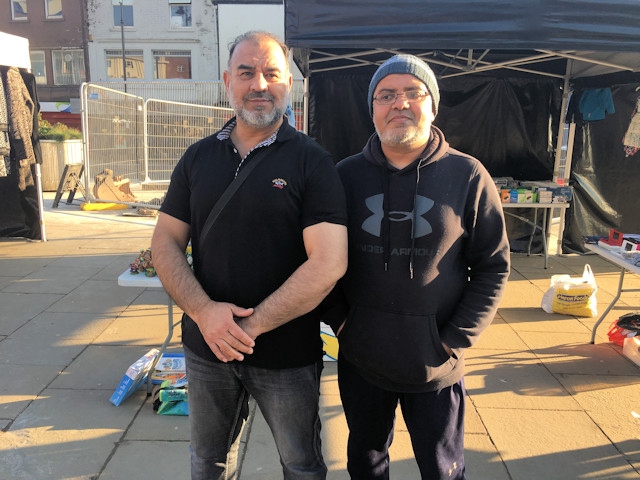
[494,178,572,269]
[585,238,640,344]
[116,247,189,394]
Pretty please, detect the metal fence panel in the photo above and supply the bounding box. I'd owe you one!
[144,99,233,182]
[81,80,304,208]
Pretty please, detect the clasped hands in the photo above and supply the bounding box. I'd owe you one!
[197,302,257,362]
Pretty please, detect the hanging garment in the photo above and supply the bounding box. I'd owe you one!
[579,88,615,121]
[0,71,10,177]
[623,96,640,157]
[5,67,35,190]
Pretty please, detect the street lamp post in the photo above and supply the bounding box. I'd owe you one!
[119,0,127,92]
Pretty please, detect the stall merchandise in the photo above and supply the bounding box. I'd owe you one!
[0,32,45,241]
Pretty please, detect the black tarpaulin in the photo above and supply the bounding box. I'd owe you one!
[285,0,640,253]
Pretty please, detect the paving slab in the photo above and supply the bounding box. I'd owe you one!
[46,279,139,315]
[3,196,640,479]
[99,440,190,480]
[0,311,114,366]
[0,364,62,420]
[0,388,147,480]
[48,344,160,391]
[0,292,62,335]
[478,408,640,479]
[465,350,582,410]
[93,307,181,347]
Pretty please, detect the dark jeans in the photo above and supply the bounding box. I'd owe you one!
[338,354,466,480]
[184,345,327,480]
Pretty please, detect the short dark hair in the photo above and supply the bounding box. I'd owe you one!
[227,31,289,69]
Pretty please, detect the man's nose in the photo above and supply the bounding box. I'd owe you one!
[251,73,268,91]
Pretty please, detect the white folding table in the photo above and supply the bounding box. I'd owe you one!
[585,243,640,343]
[118,269,179,393]
[502,202,570,269]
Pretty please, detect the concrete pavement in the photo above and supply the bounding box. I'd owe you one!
[1,193,640,479]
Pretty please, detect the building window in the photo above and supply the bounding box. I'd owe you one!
[170,4,191,28]
[30,51,47,85]
[11,0,28,20]
[152,50,191,79]
[106,50,144,79]
[45,0,63,19]
[112,0,134,27]
[52,50,86,85]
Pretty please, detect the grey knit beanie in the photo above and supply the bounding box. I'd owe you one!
[368,54,440,117]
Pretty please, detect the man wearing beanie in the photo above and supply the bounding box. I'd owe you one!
[323,54,510,479]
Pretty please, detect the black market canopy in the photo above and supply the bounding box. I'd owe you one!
[284,0,640,254]
[286,0,640,78]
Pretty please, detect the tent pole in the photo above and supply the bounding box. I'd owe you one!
[552,59,574,255]
[34,163,47,242]
[303,76,309,134]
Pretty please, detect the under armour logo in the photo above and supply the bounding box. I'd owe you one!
[362,194,434,237]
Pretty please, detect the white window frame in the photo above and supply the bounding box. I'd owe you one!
[45,0,63,19]
[112,0,134,27]
[11,0,28,21]
[30,51,47,85]
[105,49,145,79]
[52,49,86,85]
[169,3,192,28]
[152,50,192,79]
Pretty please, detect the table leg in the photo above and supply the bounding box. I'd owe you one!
[146,294,176,395]
[541,208,548,269]
[527,209,538,256]
[590,267,625,344]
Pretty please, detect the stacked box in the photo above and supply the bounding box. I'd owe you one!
[110,348,160,406]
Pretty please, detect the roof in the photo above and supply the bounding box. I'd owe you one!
[285,0,640,80]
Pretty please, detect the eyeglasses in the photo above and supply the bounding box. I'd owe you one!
[373,90,429,105]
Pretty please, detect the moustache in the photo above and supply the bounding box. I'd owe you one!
[245,92,275,101]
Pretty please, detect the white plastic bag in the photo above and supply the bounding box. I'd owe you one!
[541,264,598,317]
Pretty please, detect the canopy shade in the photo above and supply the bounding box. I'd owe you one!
[284,0,640,255]
[286,0,640,80]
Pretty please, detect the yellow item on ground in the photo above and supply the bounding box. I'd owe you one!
[80,202,128,211]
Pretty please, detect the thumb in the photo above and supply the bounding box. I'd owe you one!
[231,306,254,319]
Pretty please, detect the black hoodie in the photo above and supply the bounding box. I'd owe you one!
[329,126,510,393]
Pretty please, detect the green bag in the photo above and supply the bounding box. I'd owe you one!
[152,380,188,415]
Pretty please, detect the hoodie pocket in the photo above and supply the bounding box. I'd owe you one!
[339,305,455,386]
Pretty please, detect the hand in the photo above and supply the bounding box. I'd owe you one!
[442,342,454,357]
[336,320,346,336]
[197,302,255,362]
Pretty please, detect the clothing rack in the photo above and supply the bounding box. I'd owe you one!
[0,31,46,241]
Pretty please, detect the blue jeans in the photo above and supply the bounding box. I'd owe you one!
[184,346,327,480]
[338,354,466,480]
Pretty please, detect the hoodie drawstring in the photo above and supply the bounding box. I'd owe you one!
[409,158,426,279]
[382,169,391,271]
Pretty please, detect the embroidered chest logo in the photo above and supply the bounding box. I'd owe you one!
[362,193,434,238]
[272,178,287,189]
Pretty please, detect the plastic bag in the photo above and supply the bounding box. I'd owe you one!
[152,380,188,416]
[541,264,597,317]
[608,313,640,346]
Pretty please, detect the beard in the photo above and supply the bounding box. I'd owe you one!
[230,91,289,129]
[376,124,430,147]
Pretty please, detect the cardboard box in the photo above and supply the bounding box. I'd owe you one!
[623,336,640,367]
[520,181,573,202]
[110,348,160,406]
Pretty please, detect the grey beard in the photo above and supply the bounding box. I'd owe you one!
[231,95,289,129]
[377,126,429,147]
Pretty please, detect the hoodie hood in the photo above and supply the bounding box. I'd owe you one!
[361,125,450,278]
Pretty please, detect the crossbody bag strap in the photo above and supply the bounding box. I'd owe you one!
[199,144,277,245]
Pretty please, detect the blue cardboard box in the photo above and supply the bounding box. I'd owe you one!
[110,348,160,406]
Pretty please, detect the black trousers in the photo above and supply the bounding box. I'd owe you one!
[338,354,466,480]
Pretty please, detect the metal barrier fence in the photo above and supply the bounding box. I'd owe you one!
[144,99,234,183]
[81,80,303,208]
